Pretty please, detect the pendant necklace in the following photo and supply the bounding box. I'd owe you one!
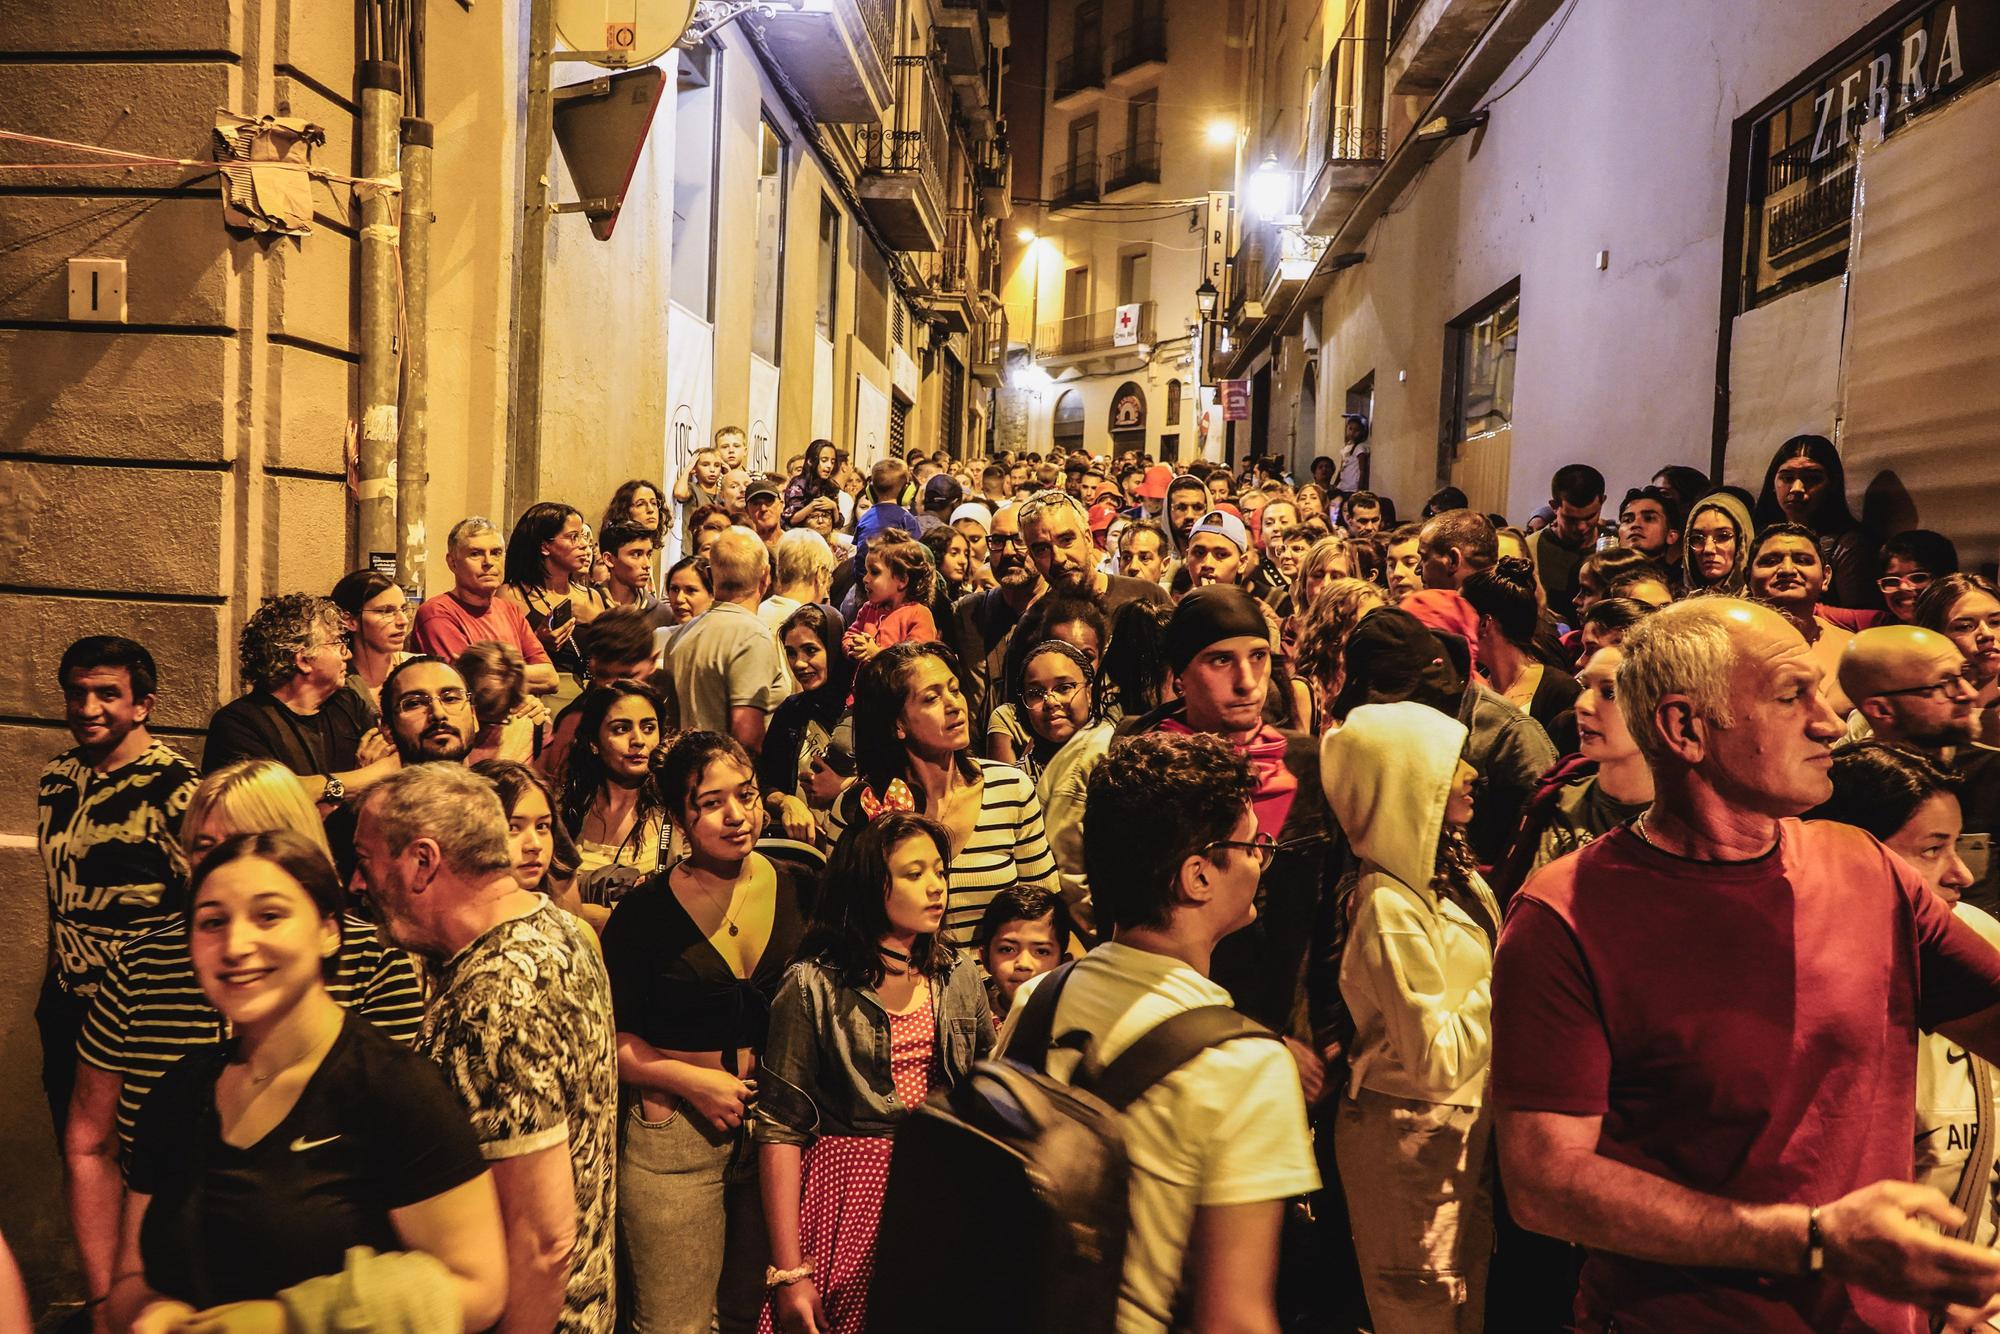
[681,863,742,936]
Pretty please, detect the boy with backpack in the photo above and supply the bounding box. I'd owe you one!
[1002,732,1319,1331]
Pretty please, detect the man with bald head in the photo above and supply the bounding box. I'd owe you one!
[665,526,787,753]
[1494,597,2000,1331]
[1843,625,2000,913]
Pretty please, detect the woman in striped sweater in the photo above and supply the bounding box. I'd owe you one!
[829,641,1058,947]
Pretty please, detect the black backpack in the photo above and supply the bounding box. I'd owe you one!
[868,960,1278,1333]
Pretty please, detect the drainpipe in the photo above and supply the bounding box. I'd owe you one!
[399,115,432,590]
[397,0,431,590]
[357,54,404,569]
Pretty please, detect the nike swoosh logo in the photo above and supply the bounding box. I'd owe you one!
[290,1134,341,1152]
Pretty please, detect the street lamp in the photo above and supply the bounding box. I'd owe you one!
[1249,152,1291,221]
[1195,277,1219,318]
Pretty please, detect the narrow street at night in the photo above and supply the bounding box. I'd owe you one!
[4,0,2000,1330]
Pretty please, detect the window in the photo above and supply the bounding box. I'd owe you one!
[1166,378,1182,426]
[815,198,839,340]
[671,50,720,317]
[1118,250,1151,307]
[856,241,888,358]
[1127,89,1158,151]
[939,350,965,456]
[888,395,909,454]
[1063,266,1091,320]
[1440,281,1519,508]
[1053,389,1085,450]
[751,118,786,364]
[1076,0,1102,59]
[1067,113,1098,172]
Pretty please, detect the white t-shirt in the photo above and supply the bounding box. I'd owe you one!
[998,942,1320,1333]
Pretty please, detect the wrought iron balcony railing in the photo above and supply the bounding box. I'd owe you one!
[1104,138,1161,191]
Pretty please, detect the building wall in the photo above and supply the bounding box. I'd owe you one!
[1290,0,1887,520]
[1008,0,1238,458]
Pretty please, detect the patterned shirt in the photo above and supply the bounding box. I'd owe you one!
[38,740,197,996]
[78,916,425,1155]
[416,899,619,1334]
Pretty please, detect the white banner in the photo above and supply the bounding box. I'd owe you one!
[1113,302,1142,347]
[853,374,889,469]
[812,335,835,443]
[747,354,781,473]
[665,301,715,561]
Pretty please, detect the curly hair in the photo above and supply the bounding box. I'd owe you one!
[1292,577,1386,694]
[1084,732,1254,934]
[800,812,956,988]
[864,529,936,608]
[239,593,340,692]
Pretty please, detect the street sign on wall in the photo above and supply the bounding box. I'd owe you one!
[1221,379,1251,421]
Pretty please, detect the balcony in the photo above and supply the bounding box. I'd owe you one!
[1037,301,1155,360]
[973,308,1009,387]
[1053,45,1104,103]
[1388,0,1506,94]
[1229,216,1324,329]
[931,1,986,76]
[1104,139,1161,193]
[1301,35,1388,234]
[952,53,1001,141]
[1108,12,1167,79]
[1049,156,1099,208]
[856,55,951,252]
[913,209,990,334]
[975,137,1012,219]
[757,0,892,123]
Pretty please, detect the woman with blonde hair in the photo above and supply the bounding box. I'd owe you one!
[69,762,425,1323]
[1293,578,1387,729]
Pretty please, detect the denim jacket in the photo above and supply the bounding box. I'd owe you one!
[752,952,994,1146]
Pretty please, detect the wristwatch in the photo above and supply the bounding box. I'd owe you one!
[322,774,347,805]
[1805,1206,1825,1273]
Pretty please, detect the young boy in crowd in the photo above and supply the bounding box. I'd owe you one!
[853,457,924,570]
[598,522,657,613]
[974,886,1071,1026]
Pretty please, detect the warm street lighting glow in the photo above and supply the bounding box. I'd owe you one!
[1250,153,1290,221]
[1195,277,1219,317]
[1206,120,1235,146]
[1016,363,1054,395]
[1016,227,1037,243]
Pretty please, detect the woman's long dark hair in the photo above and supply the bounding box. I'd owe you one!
[798,812,954,988]
[558,680,668,860]
[1754,434,1858,534]
[778,603,855,700]
[851,641,978,810]
[504,501,583,589]
[655,730,756,830]
[1808,742,1959,842]
[601,479,668,542]
[473,758,581,884]
[1097,599,1173,718]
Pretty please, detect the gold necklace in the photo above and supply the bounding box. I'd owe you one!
[679,862,742,937]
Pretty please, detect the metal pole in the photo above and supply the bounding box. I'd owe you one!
[507,0,556,517]
[357,58,404,566]
[399,117,433,591]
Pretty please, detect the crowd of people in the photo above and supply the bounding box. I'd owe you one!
[28,419,2000,1334]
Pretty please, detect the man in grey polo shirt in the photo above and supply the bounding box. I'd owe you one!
[665,526,789,754]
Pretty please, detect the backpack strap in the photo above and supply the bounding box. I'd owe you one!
[1082,1006,1279,1113]
[1002,960,1079,1074]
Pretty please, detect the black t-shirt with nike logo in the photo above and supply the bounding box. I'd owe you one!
[128,1010,486,1307]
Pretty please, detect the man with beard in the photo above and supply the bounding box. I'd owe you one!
[1842,625,2000,914]
[1165,473,1213,563]
[950,502,1044,730]
[1018,489,1171,616]
[325,654,478,881]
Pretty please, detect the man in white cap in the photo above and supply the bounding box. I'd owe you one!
[1185,510,1251,594]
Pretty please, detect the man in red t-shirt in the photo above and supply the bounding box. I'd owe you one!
[409,517,557,695]
[1494,597,2000,1332]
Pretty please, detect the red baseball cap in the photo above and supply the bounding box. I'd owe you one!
[1136,464,1174,500]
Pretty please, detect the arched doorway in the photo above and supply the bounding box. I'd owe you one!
[1052,389,1085,454]
[1296,361,1318,481]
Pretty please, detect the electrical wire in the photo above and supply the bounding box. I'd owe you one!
[1477,0,1582,109]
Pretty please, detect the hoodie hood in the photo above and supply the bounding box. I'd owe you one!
[1686,490,1754,592]
[1321,701,1469,891]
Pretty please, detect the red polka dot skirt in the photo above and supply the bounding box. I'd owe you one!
[759,993,935,1334]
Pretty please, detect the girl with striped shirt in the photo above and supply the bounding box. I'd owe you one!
[829,642,1058,947]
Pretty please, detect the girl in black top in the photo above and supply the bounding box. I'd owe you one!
[112,832,504,1333]
[502,501,608,693]
[1752,434,1883,610]
[602,732,810,1334]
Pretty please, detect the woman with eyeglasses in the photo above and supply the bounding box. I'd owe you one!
[1918,574,2000,748]
[1877,530,1960,624]
[1321,701,1502,1333]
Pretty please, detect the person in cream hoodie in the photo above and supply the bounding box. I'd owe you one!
[1321,700,1501,1333]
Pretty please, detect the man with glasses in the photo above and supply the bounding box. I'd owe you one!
[202,593,399,804]
[949,503,1044,731]
[996,731,1319,1334]
[1841,625,2000,914]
